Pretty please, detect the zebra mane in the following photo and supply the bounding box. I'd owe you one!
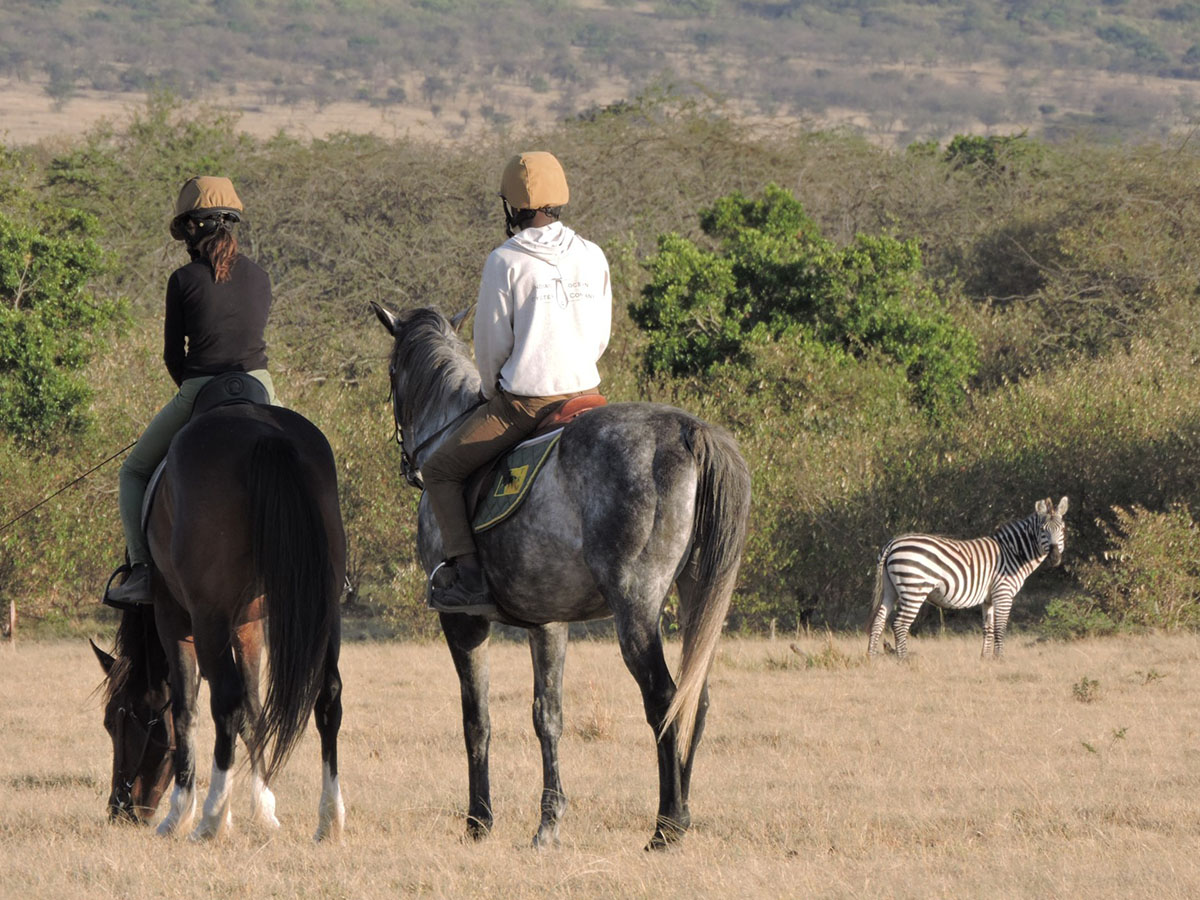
[387,307,482,430]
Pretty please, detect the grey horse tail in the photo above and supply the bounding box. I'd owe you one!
[662,423,751,761]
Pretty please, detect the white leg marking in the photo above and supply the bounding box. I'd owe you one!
[156,783,197,837]
[250,769,280,830]
[189,762,234,841]
[313,762,345,843]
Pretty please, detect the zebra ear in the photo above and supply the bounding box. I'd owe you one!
[1056,496,1068,516]
[1035,499,1048,516]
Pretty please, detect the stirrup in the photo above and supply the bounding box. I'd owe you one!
[102,563,134,610]
[103,562,151,610]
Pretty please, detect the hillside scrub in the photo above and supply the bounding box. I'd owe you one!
[1,97,1198,636]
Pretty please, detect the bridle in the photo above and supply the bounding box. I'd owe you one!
[387,360,481,492]
[112,696,174,814]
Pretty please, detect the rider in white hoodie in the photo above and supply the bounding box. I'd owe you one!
[422,151,612,615]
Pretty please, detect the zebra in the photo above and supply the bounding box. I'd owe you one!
[868,496,1068,659]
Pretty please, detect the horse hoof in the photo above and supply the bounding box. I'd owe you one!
[465,817,492,842]
[531,830,561,850]
[645,815,689,851]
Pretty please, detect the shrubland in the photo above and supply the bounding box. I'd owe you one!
[1,94,1197,638]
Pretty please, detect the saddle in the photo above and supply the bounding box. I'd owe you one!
[141,373,272,530]
[191,371,271,415]
[466,394,607,533]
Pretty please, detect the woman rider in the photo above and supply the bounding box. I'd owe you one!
[106,176,277,606]
[422,151,612,615]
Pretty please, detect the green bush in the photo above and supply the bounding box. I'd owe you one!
[1072,504,1200,630]
[632,184,979,420]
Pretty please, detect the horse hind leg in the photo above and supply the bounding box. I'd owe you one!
[312,621,345,843]
[233,619,280,830]
[528,622,569,849]
[608,596,689,851]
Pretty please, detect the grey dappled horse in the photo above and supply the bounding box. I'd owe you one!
[372,303,751,850]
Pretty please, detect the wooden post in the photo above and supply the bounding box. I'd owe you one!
[3,600,13,644]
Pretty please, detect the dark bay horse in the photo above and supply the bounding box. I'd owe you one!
[372,303,752,850]
[92,403,347,841]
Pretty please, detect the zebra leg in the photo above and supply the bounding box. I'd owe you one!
[991,586,1016,658]
[867,568,896,657]
[890,592,925,660]
[980,598,995,658]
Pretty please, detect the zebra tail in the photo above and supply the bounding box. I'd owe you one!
[867,551,886,632]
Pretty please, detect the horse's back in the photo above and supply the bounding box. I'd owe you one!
[152,404,344,605]
[474,402,740,621]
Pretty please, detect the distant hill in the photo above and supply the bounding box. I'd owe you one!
[3,0,1200,145]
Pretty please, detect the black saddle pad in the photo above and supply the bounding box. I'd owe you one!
[192,372,270,416]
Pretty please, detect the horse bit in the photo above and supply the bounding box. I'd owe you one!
[112,698,173,813]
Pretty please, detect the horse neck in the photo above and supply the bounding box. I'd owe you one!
[402,361,482,469]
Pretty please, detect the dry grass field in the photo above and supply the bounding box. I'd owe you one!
[2,631,1199,899]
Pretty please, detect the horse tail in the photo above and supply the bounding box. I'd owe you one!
[662,423,751,762]
[249,434,336,783]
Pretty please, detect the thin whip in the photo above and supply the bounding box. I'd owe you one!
[0,440,136,535]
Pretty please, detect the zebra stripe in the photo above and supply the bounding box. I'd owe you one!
[868,496,1068,659]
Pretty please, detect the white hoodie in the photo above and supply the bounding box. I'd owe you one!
[474,221,612,399]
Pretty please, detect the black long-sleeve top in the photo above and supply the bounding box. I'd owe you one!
[162,255,271,386]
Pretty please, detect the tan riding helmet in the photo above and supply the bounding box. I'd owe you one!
[499,151,569,211]
[169,176,243,240]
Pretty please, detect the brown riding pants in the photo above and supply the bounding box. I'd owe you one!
[423,389,594,560]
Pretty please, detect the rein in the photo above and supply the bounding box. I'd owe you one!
[388,373,481,492]
[114,696,174,811]
[0,441,136,535]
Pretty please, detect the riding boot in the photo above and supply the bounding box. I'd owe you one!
[428,556,495,615]
[105,563,153,607]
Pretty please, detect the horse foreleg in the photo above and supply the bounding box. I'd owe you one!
[157,637,200,838]
[528,622,569,849]
[190,637,244,841]
[312,624,344,843]
[613,612,688,851]
[442,613,493,840]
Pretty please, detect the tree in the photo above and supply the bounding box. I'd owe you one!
[0,202,121,441]
[632,184,979,420]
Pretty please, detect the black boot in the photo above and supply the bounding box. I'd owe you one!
[428,556,495,615]
[104,563,153,607]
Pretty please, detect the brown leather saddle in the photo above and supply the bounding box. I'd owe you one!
[464,394,607,523]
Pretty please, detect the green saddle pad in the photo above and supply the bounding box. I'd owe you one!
[472,429,563,533]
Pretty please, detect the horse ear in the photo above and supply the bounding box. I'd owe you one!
[1056,496,1069,516]
[90,638,116,674]
[371,301,400,335]
[449,305,476,333]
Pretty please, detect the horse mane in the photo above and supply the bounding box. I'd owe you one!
[387,307,482,426]
[103,606,168,704]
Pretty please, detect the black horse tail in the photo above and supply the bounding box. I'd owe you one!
[663,423,751,761]
[249,434,336,783]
